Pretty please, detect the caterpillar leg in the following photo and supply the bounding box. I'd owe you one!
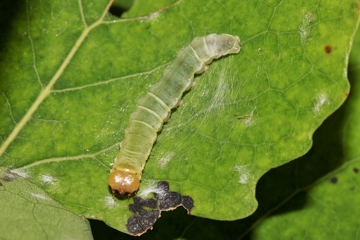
[163,111,171,122]
[176,99,184,107]
[195,64,209,74]
[185,81,197,91]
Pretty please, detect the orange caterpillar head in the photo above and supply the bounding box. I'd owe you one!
[108,170,140,196]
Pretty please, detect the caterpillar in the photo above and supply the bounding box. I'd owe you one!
[108,34,241,195]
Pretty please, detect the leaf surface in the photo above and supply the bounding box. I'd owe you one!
[0,168,92,240]
[0,0,358,235]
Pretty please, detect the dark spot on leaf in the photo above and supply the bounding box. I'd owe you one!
[0,182,3,187]
[129,197,158,214]
[181,196,194,213]
[126,210,160,236]
[129,202,144,214]
[156,181,170,192]
[139,197,158,209]
[157,191,182,210]
[324,45,332,54]
[353,168,359,174]
[126,181,194,236]
[154,181,194,213]
[1,170,17,182]
[330,177,338,184]
[345,92,349,97]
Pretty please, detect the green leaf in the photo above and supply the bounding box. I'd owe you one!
[0,0,358,236]
[0,167,92,240]
[92,26,360,239]
[249,18,360,240]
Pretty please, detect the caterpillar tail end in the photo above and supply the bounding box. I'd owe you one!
[108,169,140,196]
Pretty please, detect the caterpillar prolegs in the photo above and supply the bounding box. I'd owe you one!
[108,34,241,195]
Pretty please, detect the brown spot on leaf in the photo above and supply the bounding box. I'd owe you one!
[330,177,338,184]
[237,115,250,119]
[353,168,359,174]
[1,170,17,182]
[324,45,332,54]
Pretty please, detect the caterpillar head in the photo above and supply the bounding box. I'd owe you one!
[219,34,241,55]
[108,169,140,196]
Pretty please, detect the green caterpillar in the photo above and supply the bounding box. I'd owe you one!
[108,34,241,195]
